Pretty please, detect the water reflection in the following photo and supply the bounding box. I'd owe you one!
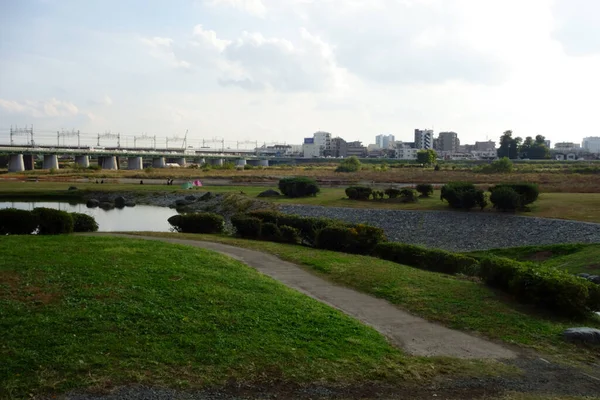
[0,201,177,232]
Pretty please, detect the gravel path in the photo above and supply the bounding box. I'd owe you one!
[278,205,600,252]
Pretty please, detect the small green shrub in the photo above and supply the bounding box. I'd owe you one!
[33,208,74,235]
[373,243,480,275]
[440,182,487,210]
[0,208,38,235]
[278,177,320,198]
[231,215,262,239]
[399,188,418,203]
[415,184,434,197]
[315,223,386,255]
[490,187,520,211]
[384,188,401,199]
[489,183,539,207]
[167,212,224,234]
[71,213,99,232]
[335,156,362,172]
[346,186,372,200]
[277,214,333,246]
[279,225,301,244]
[261,222,281,242]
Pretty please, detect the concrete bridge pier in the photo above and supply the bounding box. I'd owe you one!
[75,155,89,168]
[210,158,223,167]
[177,157,186,167]
[195,158,206,165]
[152,157,166,168]
[23,155,35,170]
[236,159,247,167]
[8,154,25,172]
[102,156,118,170]
[247,160,260,167]
[128,157,143,170]
[259,160,269,167]
[43,154,59,170]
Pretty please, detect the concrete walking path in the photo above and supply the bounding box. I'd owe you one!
[91,233,517,360]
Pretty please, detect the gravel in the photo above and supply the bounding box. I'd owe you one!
[278,205,600,251]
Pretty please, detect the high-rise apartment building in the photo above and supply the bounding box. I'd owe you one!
[414,129,433,149]
[375,134,395,149]
[583,137,600,153]
[303,131,332,158]
[438,131,460,152]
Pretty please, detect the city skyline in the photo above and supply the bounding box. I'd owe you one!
[1,1,599,146]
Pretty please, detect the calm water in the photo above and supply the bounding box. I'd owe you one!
[0,201,177,232]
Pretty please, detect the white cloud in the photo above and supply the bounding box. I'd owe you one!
[140,36,191,69]
[209,0,267,17]
[0,98,81,118]
[552,0,600,56]
[192,25,231,52]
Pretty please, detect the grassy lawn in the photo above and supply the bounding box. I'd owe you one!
[471,244,600,275]
[3,181,600,223]
[128,233,600,366]
[0,236,507,398]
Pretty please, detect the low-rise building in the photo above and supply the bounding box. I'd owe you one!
[475,140,496,151]
[346,141,367,158]
[395,146,419,160]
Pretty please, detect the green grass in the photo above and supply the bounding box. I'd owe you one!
[470,243,600,275]
[132,233,600,366]
[0,236,505,398]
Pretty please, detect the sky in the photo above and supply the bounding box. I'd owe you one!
[1,0,599,149]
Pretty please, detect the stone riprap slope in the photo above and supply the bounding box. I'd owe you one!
[278,205,600,252]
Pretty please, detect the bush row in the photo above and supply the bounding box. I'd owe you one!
[232,210,387,254]
[346,186,421,202]
[0,208,98,235]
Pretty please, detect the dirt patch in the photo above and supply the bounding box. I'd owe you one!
[0,270,62,306]
[525,251,554,262]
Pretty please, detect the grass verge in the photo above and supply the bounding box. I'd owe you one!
[129,232,600,366]
[0,236,505,398]
[469,244,600,275]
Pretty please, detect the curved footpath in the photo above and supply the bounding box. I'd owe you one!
[279,205,600,251]
[91,233,514,360]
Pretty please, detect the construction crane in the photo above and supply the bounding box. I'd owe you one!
[166,130,188,149]
[97,132,120,148]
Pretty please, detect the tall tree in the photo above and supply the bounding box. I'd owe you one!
[497,130,513,158]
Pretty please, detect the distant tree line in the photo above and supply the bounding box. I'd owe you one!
[497,130,550,160]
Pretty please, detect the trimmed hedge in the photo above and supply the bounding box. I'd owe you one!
[346,186,372,200]
[231,215,262,239]
[71,212,99,232]
[278,177,320,198]
[490,186,520,211]
[316,224,386,255]
[440,182,487,210]
[261,222,281,242]
[279,225,301,244]
[415,184,434,197]
[0,208,39,235]
[478,256,596,317]
[168,212,224,234]
[489,183,539,208]
[384,188,401,199]
[373,242,480,275]
[33,208,74,235]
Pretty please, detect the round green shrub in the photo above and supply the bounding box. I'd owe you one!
[346,186,372,200]
[33,207,74,235]
[278,177,320,198]
[490,187,520,211]
[71,212,99,232]
[167,212,224,234]
[279,225,301,244]
[415,184,434,197]
[0,208,38,235]
[399,188,418,203]
[260,222,281,242]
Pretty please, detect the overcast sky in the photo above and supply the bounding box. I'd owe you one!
[1,0,599,148]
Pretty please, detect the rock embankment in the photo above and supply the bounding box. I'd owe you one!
[278,205,600,252]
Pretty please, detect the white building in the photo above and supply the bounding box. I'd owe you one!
[375,134,395,149]
[555,142,581,152]
[583,137,600,153]
[303,131,332,158]
[395,145,419,160]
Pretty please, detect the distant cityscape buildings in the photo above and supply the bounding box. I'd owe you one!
[285,130,600,160]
